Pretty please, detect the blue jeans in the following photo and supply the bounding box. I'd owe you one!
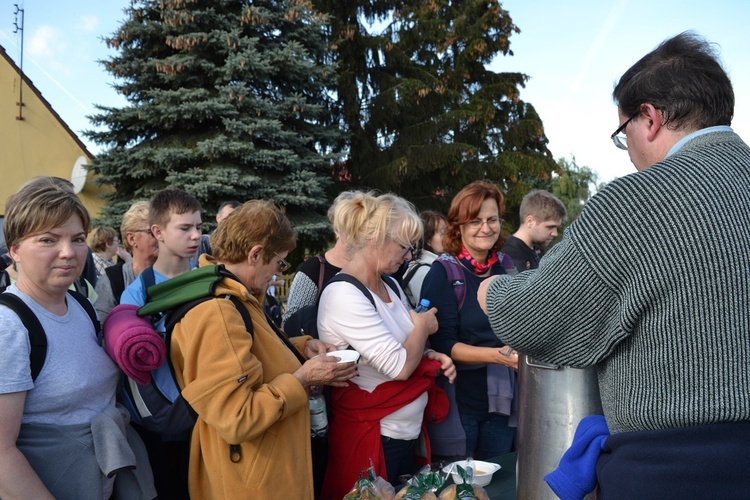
[459,412,515,460]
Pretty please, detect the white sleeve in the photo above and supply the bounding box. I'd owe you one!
[317,282,407,380]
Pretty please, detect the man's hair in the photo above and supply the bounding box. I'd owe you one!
[334,191,422,252]
[120,201,150,252]
[210,200,295,264]
[613,31,734,131]
[444,180,504,256]
[519,190,567,223]
[89,226,118,253]
[4,177,91,248]
[419,210,448,255]
[149,189,202,228]
[218,200,241,213]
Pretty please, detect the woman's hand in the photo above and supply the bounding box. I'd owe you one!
[493,346,519,370]
[115,246,132,263]
[293,354,358,389]
[409,307,439,336]
[425,350,456,383]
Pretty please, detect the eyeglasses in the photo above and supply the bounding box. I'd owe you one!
[610,113,639,150]
[131,229,154,237]
[467,217,502,229]
[400,244,415,260]
[274,252,291,273]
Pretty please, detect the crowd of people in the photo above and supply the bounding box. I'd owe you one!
[1,31,748,500]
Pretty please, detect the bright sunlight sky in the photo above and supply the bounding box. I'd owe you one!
[1,0,748,183]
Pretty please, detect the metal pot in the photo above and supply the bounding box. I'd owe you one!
[516,355,603,500]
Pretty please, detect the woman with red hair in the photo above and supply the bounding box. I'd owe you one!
[420,180,519,462]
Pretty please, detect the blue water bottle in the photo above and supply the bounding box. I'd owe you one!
[414,298,431,313]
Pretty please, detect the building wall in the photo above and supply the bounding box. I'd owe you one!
[0,45,108,218]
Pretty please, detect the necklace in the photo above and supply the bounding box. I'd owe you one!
[458,245,498,275]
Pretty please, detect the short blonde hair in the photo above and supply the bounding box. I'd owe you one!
[334,191,422,252]
[210,200,295,264]
[89,226,118,252]
[4,177,91,248]
[120,201,150,252]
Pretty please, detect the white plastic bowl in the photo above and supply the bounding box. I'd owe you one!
[443,460,501,487]
[326,350,360,364]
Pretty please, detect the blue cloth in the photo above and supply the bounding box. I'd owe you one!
[544,415,609,500]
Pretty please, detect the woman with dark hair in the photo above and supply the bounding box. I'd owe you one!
[403,210,448,308]
[420,180,519,462]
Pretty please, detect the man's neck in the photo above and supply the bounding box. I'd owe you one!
[512,230,534,250]
[153,252,192,278]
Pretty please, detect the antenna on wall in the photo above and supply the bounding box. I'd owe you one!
[13,3,25,120]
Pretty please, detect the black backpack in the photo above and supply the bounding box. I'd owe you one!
[118,265,255,435]
[105,262,127,305]
[283,256,326,338]
[289,272,402,337]
[0,289,100,381]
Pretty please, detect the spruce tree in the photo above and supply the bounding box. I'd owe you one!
[316,0,558,214]
[86,0,342,253]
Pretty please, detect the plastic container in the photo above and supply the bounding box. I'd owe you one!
[309,386,328,437]
[414,298,431,313]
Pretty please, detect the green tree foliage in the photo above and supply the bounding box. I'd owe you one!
[315,0,558,212]
[549,156,598,226]
[86,0,342,252]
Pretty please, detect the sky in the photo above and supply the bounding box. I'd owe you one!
[1,0,749,184]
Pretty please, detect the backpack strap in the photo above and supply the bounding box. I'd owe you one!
[313,255,326,302]
[0,290,99,382]
[0,293,46,381]
[435,255,467,311]
[328,273,403,306]
[105,262,127,305]
[164,294,254,342]
[67,289,102,339]
[140,266,156,302]
[402,262,429,290]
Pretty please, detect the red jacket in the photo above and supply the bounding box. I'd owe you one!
[321,357,448,500]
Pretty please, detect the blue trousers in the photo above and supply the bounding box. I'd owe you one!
[460,412,515,460]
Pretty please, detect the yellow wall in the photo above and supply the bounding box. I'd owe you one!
[0,46,108,217]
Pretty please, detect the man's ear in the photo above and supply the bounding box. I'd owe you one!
[150,224,165,242]
[524,215,536,228]
[641,103,664,142]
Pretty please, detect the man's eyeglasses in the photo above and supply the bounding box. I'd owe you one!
[274,252,291,273]
[610,113,639,150]
[467,217,502,229]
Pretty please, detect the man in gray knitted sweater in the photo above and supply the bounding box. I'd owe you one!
[479,32,750,498]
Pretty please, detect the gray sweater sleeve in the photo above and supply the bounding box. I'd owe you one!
[485,231,622,368]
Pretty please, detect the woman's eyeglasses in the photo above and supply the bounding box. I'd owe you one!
[274,253,291,273]
[467,217,502,229]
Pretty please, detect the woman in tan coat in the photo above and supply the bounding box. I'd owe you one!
[170,200,356,499]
